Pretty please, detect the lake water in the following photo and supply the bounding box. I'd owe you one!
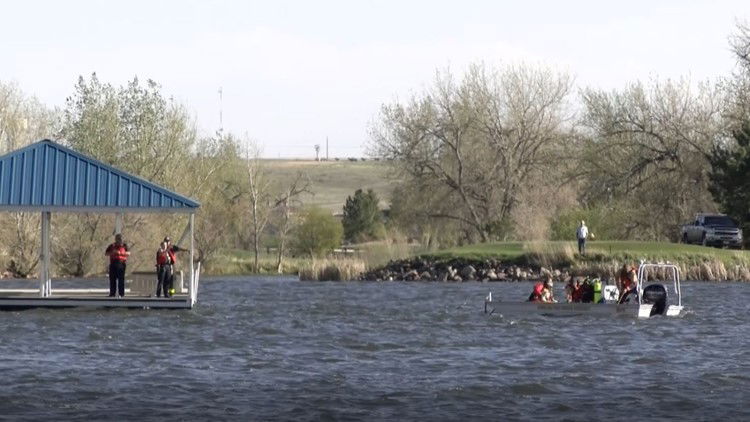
[0,277,748,421]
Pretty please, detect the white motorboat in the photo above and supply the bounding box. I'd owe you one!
[484,262,684,318]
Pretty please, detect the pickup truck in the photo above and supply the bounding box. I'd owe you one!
[681,214,743,249]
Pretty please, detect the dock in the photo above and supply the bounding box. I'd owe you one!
[0,268,200,311]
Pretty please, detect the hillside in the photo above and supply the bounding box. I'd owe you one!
[263,159,396,213]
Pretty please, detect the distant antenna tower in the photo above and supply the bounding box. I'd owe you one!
[218,87,224,133]
[314,144,321,161]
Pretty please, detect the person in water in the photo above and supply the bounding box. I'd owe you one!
[565,278,584,303]
[529,275,556,303]
[618,264,638,303]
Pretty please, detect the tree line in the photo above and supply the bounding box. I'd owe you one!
[1,23,749,277]
[372,23,750,247]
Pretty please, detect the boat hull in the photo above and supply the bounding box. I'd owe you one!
[485,301,646,317]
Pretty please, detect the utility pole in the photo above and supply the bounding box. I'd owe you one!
[218,87,224,134]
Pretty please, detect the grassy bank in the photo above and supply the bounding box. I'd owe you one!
[425,241,750,281]
[205,239,416,280]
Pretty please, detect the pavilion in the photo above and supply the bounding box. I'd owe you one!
[0,139,201,309]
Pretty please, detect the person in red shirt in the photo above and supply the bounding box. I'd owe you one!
[105,233,130,297]
[617,264,638,303]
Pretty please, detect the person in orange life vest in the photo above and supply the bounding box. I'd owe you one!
[159,236,189,297]
[105,233,130,297]
[155,241,175,298]
[617,264,638,303]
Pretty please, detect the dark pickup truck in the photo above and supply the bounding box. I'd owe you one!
[681,214,743,249]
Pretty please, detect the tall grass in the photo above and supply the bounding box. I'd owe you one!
[522,241,577,268]
[298,258,366,281]
[358,236,423,269]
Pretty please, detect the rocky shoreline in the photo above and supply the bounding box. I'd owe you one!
[359,256,750,283]
[360,257,567,282]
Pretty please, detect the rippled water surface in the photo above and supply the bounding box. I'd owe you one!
[1,277,749,421]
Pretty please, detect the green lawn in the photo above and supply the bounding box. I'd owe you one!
[425,240,750,267]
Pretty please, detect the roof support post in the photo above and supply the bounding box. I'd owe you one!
[189,213,195,304]
[39,211,51,297]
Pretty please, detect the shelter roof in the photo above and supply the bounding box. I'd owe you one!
[0,139,199,213]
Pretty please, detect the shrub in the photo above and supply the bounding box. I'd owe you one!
[292,207,343,258]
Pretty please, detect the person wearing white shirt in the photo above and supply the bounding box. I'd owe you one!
[576,221,589,255]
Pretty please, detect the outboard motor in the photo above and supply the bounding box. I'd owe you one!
[642,284,668,316]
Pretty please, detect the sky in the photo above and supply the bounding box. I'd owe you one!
[1,0,749,158]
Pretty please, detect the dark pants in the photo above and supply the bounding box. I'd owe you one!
[109,261,126,297]
[578,238,586,254]
[156,265,173,297]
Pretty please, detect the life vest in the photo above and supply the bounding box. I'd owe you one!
[108,243,128,263]
[156,248,176,266]
[593,279,602,303]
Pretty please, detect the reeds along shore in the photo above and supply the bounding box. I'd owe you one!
[298,258,367,281]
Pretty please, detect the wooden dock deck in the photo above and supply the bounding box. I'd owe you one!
[0,291,192,310]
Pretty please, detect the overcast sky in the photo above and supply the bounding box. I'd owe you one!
[1,0,749,157]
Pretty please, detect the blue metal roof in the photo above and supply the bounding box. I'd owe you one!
[0,139,200,213]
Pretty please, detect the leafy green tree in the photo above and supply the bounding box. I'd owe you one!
[55,74,198,275]
[709,122,750,245]
[292,207,343,258]
[342,189,382,242]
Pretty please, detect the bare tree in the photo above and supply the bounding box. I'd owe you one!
[580,78,725,239]
[0,81,58,276]
[727,21,750,127]
[273,172,312,273]
[371,63,573,241]
[730,21,750,71]
[244,140,273,272]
